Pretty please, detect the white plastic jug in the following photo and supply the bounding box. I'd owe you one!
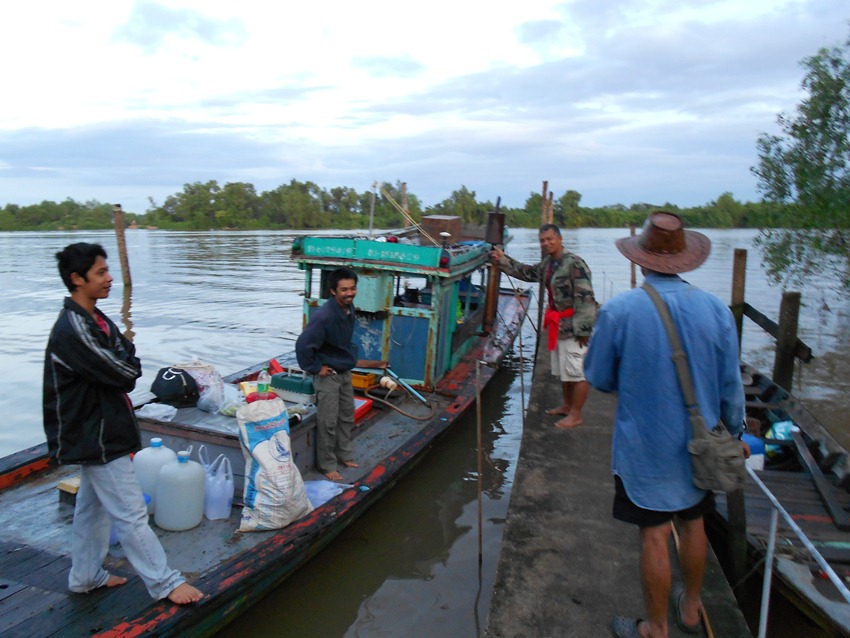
[133,438,177,514]
[154,451,205,531]
[204,454,234,520]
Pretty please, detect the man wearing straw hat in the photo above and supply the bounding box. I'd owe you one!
[585,212,746,638]
[490,223,597,429]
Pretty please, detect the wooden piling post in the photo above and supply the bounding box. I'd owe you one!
[629,225,636,289]
[730,249,747,349]
[483,209,505,335]
[541,181,548,224]
[112,204,132,288]
[536,182,548,349]
[773,291,801,391]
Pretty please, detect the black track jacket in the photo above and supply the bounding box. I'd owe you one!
[42,298,143,465]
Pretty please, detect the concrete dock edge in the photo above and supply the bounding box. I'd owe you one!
[485,339,751,637]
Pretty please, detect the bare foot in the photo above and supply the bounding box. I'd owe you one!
[341,459,359,468]
[105,574,127,588]
[545,405,570,416]
[167,582,204,605]
[325,470,343,481]
[554,415,583,429]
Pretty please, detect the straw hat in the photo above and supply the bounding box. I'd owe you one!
[615,211,711,274]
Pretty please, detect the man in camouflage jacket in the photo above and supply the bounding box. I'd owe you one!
[491,224,596,428]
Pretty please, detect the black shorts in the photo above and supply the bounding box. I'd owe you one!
[612,475,715,528]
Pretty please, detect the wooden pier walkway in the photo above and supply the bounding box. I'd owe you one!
[485,338,752,637]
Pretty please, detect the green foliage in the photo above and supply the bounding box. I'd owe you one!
[428,185,489,224]
[0,183,802,233]
[0,199,138,231]
[752,30,850,290]
[557,190,582,227]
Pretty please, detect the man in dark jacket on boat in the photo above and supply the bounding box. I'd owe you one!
[295,267,360,481]
[585,213,747,638]
[43,242,203,605]
[490,223,596,429]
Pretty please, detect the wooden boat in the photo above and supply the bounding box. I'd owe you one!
[0,213,530,637]
[708,362,850,636]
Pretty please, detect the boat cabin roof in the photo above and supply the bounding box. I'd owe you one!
[291,215,506,279]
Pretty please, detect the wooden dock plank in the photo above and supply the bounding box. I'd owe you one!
[790,430,850,531]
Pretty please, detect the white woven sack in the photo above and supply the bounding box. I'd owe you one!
[236,398,313,531]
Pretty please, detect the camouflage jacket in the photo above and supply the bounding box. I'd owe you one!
[498,251,597,338]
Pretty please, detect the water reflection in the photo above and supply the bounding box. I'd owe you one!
[121,285,135,343]
[215,366,520,638]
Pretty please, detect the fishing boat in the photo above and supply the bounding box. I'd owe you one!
[0,212,530,637]
[708,362,850,636]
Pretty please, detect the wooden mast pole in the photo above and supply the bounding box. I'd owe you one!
[401,182,409,228]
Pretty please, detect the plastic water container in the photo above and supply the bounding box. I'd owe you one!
[154,451,205,531]
[133,438,177,514]
[742,433,765,471]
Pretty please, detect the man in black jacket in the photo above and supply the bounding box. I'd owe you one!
[43,242,203,604]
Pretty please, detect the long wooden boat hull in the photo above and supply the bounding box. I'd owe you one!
[708,363,850,636]
[0,286,529,638]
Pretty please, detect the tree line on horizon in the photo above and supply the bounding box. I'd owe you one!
[0,180,792,232]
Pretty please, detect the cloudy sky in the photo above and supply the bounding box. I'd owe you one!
[0,0,846,214]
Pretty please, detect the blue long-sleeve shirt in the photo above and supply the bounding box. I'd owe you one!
[295,298,358,375]
[585,273,745,511]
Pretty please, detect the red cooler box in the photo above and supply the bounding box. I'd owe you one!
[354,397,373,423]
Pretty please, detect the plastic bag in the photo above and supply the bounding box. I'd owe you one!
[197,380,225,413]
[205,454,234,520]
[136,403,178,421]
[218,383,244,417]
[304,480,351,508]
[236,398,313,531]
[175,360,226,412]
[766,420,796,456]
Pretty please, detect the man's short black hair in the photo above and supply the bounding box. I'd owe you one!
[538,223,561,237]
[56,243,108,292]
[328,267,358,291]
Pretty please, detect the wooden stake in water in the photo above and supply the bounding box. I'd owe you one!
[112,203,132,288]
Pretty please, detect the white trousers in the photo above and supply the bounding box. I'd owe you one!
[69,455,184,600]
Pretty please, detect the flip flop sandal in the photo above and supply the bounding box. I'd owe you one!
[671,584,702,634]
[610,615,644,638]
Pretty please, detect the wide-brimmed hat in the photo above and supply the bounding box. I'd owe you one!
[615,211,710,274]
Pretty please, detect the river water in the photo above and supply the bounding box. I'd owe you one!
[1,227,847,636]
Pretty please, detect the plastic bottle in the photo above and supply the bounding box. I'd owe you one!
[154,451,205,531]
[257,367,271,393]
[133,438,177,514]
